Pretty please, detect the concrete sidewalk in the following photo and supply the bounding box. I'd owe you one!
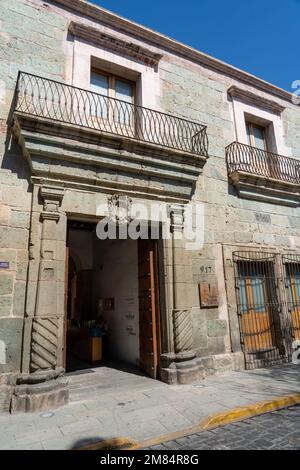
[0,364,299,450]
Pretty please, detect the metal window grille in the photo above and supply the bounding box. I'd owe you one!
[282,254,300,344]
[233,251,286,369]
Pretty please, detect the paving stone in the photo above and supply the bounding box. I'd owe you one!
[0,364,299,449]
[147,405,300,450]
[14,426,63,446]
[22,442,44,450]
[59,418,100,436]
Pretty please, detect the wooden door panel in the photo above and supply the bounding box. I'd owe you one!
[139,277,151,291]
[139,301,153,312]
[289,277,300,340]
[140,323,155,337]
[240,276,275,353]
[242,312,274,352]
[64,247,69,369]
[138,239,159,379]
[291,309,300,340]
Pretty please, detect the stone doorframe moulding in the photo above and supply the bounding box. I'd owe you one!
[11,183,69,413]
[160,204,205,384]
[10,191,204,412]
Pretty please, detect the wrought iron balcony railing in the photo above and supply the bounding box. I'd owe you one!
[14,72,209,157]
[226,142,300,185]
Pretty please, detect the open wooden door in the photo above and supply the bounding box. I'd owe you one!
[63,247,69,369]
[138,239,161,379]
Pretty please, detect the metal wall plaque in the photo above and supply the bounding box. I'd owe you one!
[0,262,9,269]
[199,282,219,308]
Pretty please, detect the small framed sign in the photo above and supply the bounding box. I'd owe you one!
[199,282,219,308]
[0,262,9,269]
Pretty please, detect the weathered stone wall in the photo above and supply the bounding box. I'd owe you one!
[1,0,300,400]
[283,107,300,157]
[0,0,68,400]
[160,57,300,367]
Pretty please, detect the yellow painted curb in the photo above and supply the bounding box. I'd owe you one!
[200,393,300,430]
[138,393,300,449]
[73,393,300,450]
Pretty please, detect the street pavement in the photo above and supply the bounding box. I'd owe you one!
[0,363,299,450]
[146,405,300,450]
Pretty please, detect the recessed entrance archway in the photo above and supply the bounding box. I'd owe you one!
[64,220,162,379]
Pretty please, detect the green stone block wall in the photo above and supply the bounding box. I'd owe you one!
[160,59,300,357]
[0,0,67,89]
[0,0,68,376]
[0,0,299,370]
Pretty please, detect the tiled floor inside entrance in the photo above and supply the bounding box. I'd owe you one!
[67,362,155,404]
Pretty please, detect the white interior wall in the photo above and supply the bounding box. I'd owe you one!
[68,229,140,367]
[94,238,140,366]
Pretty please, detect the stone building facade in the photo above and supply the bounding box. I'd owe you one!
[0,0,299,412]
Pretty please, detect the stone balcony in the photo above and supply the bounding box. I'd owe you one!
[226,142,300,207]
[11,72,209,203]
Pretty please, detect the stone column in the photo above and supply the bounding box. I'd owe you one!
[11,185,69,413]
[160,204,204,384]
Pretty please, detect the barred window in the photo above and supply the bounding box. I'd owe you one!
[233,252,280,355]
[283,255,300,341]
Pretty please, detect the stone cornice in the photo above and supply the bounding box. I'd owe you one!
[13,112,207,166]
[13,113,207,203]
[228,86,285,115]
[229,170,300,207]
[69,21,162,67]
[49,0,295,104]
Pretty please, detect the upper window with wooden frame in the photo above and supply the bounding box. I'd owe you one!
[246,122,268,151]
[90,69,135,129]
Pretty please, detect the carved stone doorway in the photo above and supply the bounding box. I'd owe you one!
[64,220,162,378]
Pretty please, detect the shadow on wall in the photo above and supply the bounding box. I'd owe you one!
[1,134,31,185]
[1,87,31,185]
[228,182,238,197]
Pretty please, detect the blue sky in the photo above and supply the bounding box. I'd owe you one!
[91,0,297,92]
